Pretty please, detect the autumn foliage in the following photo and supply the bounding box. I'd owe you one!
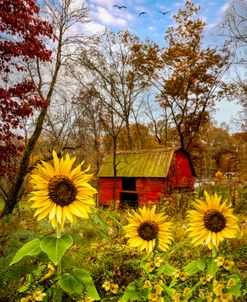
[0,0,53,176]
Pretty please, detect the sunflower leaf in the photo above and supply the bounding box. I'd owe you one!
[72,269,100,300]
[184,260,202,276]
[121,281,140,301]
[207,258,218,277]
[157,263,177,276]
[10,238,41,265]
[40,234,73,265]
[58,273,82,294]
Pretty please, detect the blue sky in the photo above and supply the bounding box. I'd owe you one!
[84,0,241,130]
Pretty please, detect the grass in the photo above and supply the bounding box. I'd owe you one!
[0,187,246,301]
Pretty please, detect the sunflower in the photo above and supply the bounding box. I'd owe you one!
[124,205,173,255]
[187,191,239,250]
[29,151,97,228]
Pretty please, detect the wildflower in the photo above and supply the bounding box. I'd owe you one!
[143,280,152,288]
[226,278,236,288]
[146,262,155,272]
[221,293,233,301]
[148,293,160,301]
[187,191,239,250]
[215,256,225,266]
[200,276,207,285]
[213,283,224,296]
[110,283,118,294]
[173,292,181,302]
[155,284,163,295]
[183,287,191,296]
[199,290,205,298]
[102,281,111,291]
[124,205,173,255]
[179,271,188,281]
[32,290,46,301]
[172,270,180,278]
[20,296,32,302]
[29,150,96,228]
[206,274,212,282]
[206,292,213,302]
[154,256,163,267]
[223,260,234,271]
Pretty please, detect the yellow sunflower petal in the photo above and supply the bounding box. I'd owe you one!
[186,191,239,250]
[124,205,173,255]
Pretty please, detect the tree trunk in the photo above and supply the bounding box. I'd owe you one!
[1,107,48,216]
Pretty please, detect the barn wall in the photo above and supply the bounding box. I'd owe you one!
[136,178,164,204]
[165,150,194,191]
[98,178,122,205]
[99,177,165,206]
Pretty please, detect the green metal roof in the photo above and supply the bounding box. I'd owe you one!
[98,148,177,177]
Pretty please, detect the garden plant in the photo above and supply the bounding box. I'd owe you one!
[0,152,246,301]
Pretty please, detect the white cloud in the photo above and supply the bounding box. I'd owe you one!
[93,6,127,26]
[84,21,106,34]
[220,2,230,14]
[91,0,114,10]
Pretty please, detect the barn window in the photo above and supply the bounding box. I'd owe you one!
[122,177,136,191]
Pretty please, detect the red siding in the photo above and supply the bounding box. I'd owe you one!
[99,177,165,206]
[165,150,194,191]
[137,178,164,204]
[99,178,122,205]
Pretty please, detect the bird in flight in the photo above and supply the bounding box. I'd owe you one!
[113,5,127,9]
[158,11,170,15]
[138,11,148,16]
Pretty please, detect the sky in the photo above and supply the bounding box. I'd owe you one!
[83,0,242,130]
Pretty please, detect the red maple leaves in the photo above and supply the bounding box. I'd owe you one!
[0,0,53,176]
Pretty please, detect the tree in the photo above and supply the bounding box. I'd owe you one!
[75,29,161,150]
[1,0,89,216]
[156,0,230,151]
[0,0,53,177]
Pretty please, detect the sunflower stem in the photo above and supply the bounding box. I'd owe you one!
[56,225,62,277]
[211,248,217,300]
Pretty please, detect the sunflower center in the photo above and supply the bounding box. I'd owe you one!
[48,176,77,206]
[137,220,159,241]
[203,209,226,233]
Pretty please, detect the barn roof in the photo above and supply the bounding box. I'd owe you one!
[98,148,179,178]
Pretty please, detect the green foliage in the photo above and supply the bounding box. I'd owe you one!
[10,238,41,265]
[40,234,73,265]
[0,188,246,301]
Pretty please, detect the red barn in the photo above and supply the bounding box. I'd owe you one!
[97,148,195,207]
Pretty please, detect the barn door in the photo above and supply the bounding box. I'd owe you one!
[120,192,138,209]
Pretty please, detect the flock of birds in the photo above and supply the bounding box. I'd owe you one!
[113,4,170,17]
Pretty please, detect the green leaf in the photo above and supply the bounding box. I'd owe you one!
[169,277,177,288]
[140,258,150,275]
[157,263,177,276]
[197,259,206,271]
[40,234,73,265]
[184,260,202,276]
[163,284,174,297]
[10,238,41,265]
[121,281,140,302]
[226,275,242,297]
[72,269,100,300]
[17,274,32,293]
[207,258,218,277]
[59,273,82,294]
